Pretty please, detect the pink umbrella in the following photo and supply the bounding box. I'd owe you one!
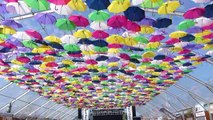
[92,30,109,39]
[17,56,31,63]
[69,15,89,27]
[107,15,127,28]
[47,0,70,5]
[166,38,180,44]
[108,44,122,48]
[0,59,9,67]
[25,29,43,40]
[28,69,40,73]
[204,33,213,39]
[5,0,18,2]
[85,59,97,65]
[183,8,205,19]
[178,49,191,54]
[68,53,82,58]
[149,35,165,42]
[32,55,44,61]
[1,42,16,49]
[124,21,141,32]
[119,53,130,60]
[44,50,57,55]
[202,23,213,30]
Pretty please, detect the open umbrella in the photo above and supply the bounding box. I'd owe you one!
[178,20,195,30]
[194,17,213,27]
[90,21,108,30]
[0,26,16,34]
[12,31,31,40]
[50,4,72,15]
[74,29,92,38]
[108,0,130,13]
[183,8,205,19]
[0,3,8,14]
[124,21,141,32]
[86,0,110,10]
[6,1,31,15]
[92,30,109,39]
[55,18,76,31]
[24,0,49,10]
[47,0,70,5]
[2,19,22,28]
[204,4,213,18]
[138,18,155,26]
[22,40,38,48]
[141,0,164,8]
[153,18,172,28]
[158,1,180,14]
[192,0,211,3]
[107,15,127,28]
[61,35,79,44]
[34,13,56,24]
[67,0,87,11]
[89,10,110,21]
[140,26,155,34]
[69,15,89,27]
[44,35,61,43]
[132,0,145,5]
[25,29,43,40]
[124,6,145,22]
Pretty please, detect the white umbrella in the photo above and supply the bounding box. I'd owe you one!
[192,0,211,3]
[61,35,78,44]
[206,50,213,55]
[174,42,189,47]
[132,0,145,5]
[6,1,31,15]
[122,31,140,37]
[50,4,72,15]
[194,17,213,27]
[90,21,108,30]
[80,45,94,51]
[151,60,162,64]
[12,31,32,40]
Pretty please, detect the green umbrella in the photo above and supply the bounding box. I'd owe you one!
[88,10,110,21]
[94,46,108,52]
[141,0,164,8]
[0,34,8,39]
[22,40,38,48]
[64,44,80,52]
[178,20,195,30]
[134,36,148,44]
[24,0,49,10]
[131,54,142,59]
[55,19,76,31]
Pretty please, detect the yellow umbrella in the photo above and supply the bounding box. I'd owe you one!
[0,39,5,44]
[73,29,92,38]
[124,37,138,46]
[142,51,155,58]
[106,35,124,44]
[44,36,62,43]
[43,56,55,62]
[82,50,95,55]
[194,30,211,37]
[108,48,120,54]
[169,31,187,38]
[140,26,155,34]
[158,1,180,14]
[67,0,87,11]
[62,60,74,65]
[32,45,53,53]
[0,26,16,34]
[203,44,213,50]
[146,42,161,49]
[108,0,130,13]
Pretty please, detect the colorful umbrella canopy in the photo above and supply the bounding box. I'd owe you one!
[0,0,212,109]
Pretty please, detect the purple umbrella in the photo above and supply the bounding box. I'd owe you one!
[107,28,125,34]
[152,29,167,36]
[2,19,23,28]
[0,3,8,14]
[107,57,120,62]
[138,17,155,26]
[34,13,56,24]
[6,38,23,47]
[186,26,202,33]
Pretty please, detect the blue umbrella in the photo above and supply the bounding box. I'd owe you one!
[124,6,145,22]
[153,18,172,28]
[204,4,213,18]
[92,40,108,47]
[48,42,64,49]
[96,55,108,61]
[154,55,166,60]
[29,61,42,65]
[0,47,11,53]
[78,38,93,45]
[180,34,195,42]
[86,0,110,10]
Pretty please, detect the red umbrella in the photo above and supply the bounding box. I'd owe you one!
[149,35,165,42]
[28,69,40,73]
[119,53,130,60]
[107,15,127,28]
[92,30,109,39]
[184,8,205,19]
[1,42,16,49]
[46,62,58,67]
[178,49,191,54]
[69,15,89,27]
[202,23,213,30]
[204,33,213,39]
[166,38,180,44]
[47,0,70,5]
[25,29,43,40]
[32,55,44,61]
[16,56,31,63]
[5,0,18,2]
[124,21,141,32]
